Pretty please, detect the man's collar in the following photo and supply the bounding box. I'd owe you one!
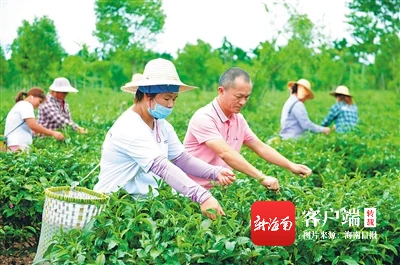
[211,98,229,123]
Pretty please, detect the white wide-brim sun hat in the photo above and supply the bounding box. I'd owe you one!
[287,78,314,99]
[330,85,352,97]
[121,58,198,94]
[121,73,144,94]
[49,77,78,93]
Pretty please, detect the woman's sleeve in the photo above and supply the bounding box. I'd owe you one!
[150,155,212,204]
[20,102,36,120]
[293,103,325,133]
[173,151,222,180]
[321,104,340,126]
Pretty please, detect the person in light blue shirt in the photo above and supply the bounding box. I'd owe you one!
[280,79,330,140]
[322,85,358,133]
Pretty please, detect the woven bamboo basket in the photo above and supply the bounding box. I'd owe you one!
[33,186,109,264]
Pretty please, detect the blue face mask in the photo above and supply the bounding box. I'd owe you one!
[148,99,173,119]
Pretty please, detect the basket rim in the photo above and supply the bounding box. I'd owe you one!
[45,186,109,204]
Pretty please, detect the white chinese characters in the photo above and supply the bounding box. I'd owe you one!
[302,207,377,228]
[253,215,293,232]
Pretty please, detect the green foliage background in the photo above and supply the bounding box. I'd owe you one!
[0,0,399,263]
[1,0,399,96]
[0,89,399,264]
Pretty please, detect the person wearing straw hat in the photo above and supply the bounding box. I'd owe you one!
[184,68,313,192]
[3,87,65,152]
[38,77,88,134]
[321,85,358,133]
[122,73,144,93]
[93,58,236,220]
[280,78,330,140]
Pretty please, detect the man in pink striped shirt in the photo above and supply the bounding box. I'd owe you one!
[184,67,312,191]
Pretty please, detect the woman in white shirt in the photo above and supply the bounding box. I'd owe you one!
[4,87,64,152]
[94,58,235,220]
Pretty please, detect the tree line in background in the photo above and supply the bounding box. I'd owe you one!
[1,0,399,108]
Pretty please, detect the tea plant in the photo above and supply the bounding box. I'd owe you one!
[0,89,399,264]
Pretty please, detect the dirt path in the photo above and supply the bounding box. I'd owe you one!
[0,253,35,265]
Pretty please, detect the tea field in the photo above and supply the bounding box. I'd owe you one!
[0,89,399,265]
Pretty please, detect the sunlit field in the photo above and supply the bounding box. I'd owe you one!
[1,89,399,264]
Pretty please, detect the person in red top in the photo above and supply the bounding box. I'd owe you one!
[37,77,88,134]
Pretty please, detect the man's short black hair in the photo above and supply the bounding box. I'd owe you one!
[218,67,251,90]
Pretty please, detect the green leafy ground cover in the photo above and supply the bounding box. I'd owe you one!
[0,89,399,264]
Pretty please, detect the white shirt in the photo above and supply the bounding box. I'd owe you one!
[94,107,184,198]
[5,101,35,147]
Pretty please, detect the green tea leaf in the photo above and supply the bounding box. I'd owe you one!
[377,244,398,255]
[200,219,212,230]
[340,256,359,265]
[225,241,236,252]
[107,240,118,250]
[150,249,161,259]
[95,253,106,265]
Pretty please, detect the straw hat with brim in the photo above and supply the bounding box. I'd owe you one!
[121,58,198,94]
[121,73,144,94]
[49,77,78,93]
[287,78,314,99]
[330,85,352,97]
